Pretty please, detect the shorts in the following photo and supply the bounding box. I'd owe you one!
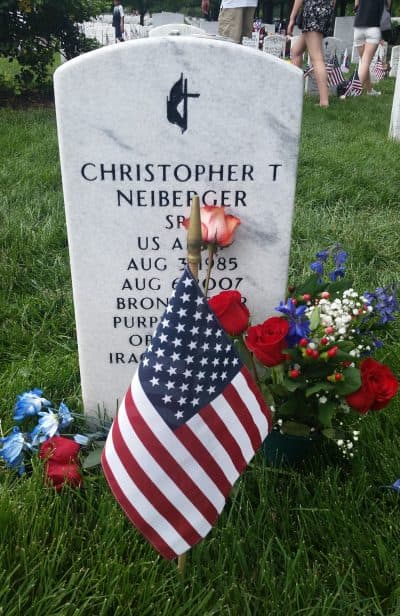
[354,27,381,46]
[218,7,256,44]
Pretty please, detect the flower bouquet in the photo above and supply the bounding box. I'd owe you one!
[0,389,110,489]
[208,245,399,459]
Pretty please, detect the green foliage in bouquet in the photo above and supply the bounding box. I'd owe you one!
[209,246,399,454]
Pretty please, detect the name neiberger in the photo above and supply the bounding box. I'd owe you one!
[81,161,282,208]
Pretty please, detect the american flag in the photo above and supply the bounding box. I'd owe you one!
[303,63,313,78]
[327,53,344,87]
[344,69,363,97]
[102,267,271,560]
[374,58,386,82]
[340,48,349,74]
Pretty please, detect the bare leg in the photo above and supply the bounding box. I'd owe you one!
[304,31,329,107]
[291,33,307,68]
[358,42,379,92]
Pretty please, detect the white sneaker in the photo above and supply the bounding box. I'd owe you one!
[367,89,381,96]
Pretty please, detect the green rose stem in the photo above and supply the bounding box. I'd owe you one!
[204,244,216,297]
[177,195,203,577]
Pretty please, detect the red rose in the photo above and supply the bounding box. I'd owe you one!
[40,436,80,464]
[208,291,250,336]
[45,461,82,492]
[183,205,240,247]
[40,436,82,491]
[346,358,399,414]
[245,317,289,367]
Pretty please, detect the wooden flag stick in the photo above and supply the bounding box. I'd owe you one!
[176,196,202,576]
[186,195,202,281]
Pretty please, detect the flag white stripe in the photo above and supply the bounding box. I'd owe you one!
[185,413,239,488]
[233,371,270,440]
[105,432,190,554]
[117,401,212,538]
[211,395,255,463]
[131,372,226,510]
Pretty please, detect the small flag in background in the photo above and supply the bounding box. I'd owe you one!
[303,63,313,78]
[327,53,344,87]
[374,56,386,82]
[343,69,363,97]
[102,267,271,560]
[340,48,349,74]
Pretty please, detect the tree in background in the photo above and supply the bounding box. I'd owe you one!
[0,0,108,88]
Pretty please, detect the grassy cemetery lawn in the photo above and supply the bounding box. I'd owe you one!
[1,81,400,615]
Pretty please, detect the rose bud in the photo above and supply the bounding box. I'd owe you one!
[289,369,300,378]
[208,291,250,336]
[321,337,329,345]
[335,373,343,381]
[325,326,334,334]
[306,348,315,357]
[321,292,330,299]
[182,205,240,248]
[299,338,309,347]
[303,294,311,301]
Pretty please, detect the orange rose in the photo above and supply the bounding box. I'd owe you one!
[183,205,240,247]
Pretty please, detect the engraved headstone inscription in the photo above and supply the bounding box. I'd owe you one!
[54,37,303,415]
[263,34,286,58]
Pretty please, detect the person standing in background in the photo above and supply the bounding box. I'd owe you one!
[288,0,336,108]
[201,0,257,44]
[113,0,125,42]
[352,0,391,96]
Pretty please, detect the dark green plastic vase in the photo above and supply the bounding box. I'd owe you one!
[263,429,321,467]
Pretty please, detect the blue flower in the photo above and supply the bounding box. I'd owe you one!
[275,299,311,346]
[0,427,30,474]
[58,402,73,430]
[31,410,60,445]
[364,285,399,325]
[392,479,400,492]
[329,267,346,282]
[14,388,51,422]
[310,261,324,282]
[334,249,348,266]
[316,250,329,262]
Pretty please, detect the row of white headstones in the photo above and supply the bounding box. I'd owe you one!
[54,34,400,416]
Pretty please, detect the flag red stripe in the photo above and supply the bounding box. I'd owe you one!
[112,414,203,547]
[200,404,247,473]
[241,366,272,428]
[223,383,261,452]
[174,423,232,497]
[124,387,219,525]
[101,450,177,561]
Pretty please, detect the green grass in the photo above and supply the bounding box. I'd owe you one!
[1,82,400,615]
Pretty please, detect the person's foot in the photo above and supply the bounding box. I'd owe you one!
[367,88,381,96]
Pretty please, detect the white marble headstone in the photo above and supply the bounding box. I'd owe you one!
[389,60,400,140]
[264,24,276,35]
[54,38,303,415]
[263,34,286,58]
[149,24,205,37]
[390,46,400,78]
[333,16,354,51]
[199,20,219,35]
[152,12,185,27]
[305,37,345,95]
